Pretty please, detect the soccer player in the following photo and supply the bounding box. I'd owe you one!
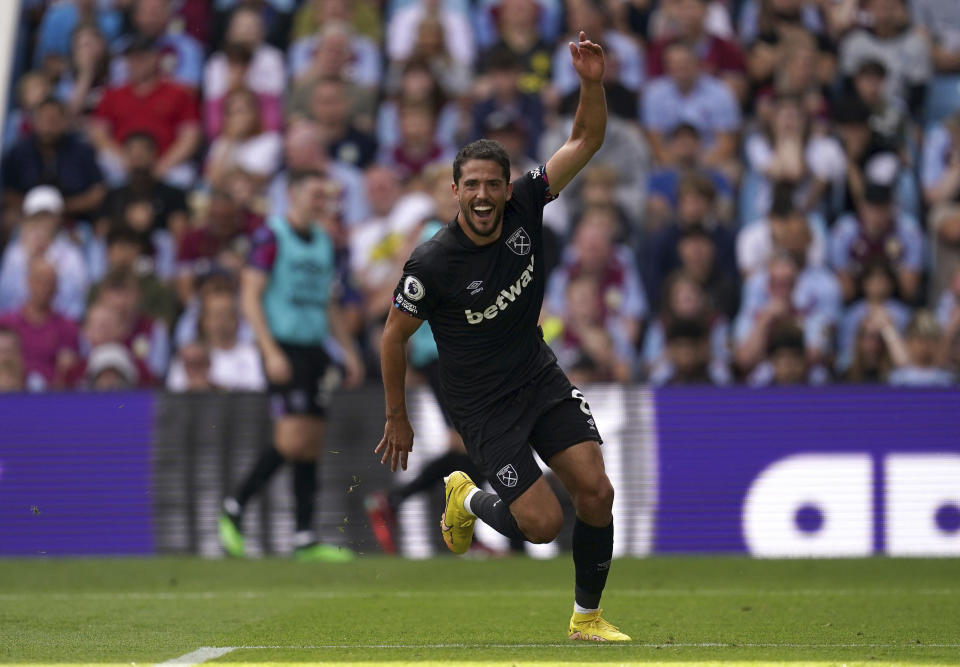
[376,33,630,641]
[218,169,364,562]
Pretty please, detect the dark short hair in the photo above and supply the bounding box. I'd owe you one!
[667,317,708,343]
[453,139,511,185]
[677,171,717,204]
[767,323,805,356]
[287,168,326,188]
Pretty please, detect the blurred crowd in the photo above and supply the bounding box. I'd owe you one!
[1,0,960,392]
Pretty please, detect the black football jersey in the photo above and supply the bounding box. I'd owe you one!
[393,166,558,421]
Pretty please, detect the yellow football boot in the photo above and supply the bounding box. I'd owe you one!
[441,472,477,555]
[568,609,631,641]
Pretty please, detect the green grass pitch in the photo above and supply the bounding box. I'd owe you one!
[1,556,959,665]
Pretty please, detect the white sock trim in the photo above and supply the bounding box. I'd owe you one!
[463,488,480,517]
[574,602,599,615]
[293,530,316,548]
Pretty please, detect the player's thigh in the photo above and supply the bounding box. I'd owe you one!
[508,475,564,544]
[274,415,325,461]
[546,441,614,524]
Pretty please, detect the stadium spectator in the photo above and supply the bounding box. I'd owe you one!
[173,269,254,349]
[743,0,835,108]
[642,271,730,383]
[387,0,475,70]
[837,260,910,373]
[546,206,647,352]
[644,122,733,232]
[72,301,152,387]
[175,189,255,304]
[203,45,284,140]
[737,185,827,278]
[838,0,931,117]
[0,258,79,391]
[85,342,140,391]
[267,121,368,227]
[1,97,106,221]
[203,12,286,135]
[56,22,112,118]
[747,322,818,386]
[828,181,924,303]
[377,59,460,162]
[642,40,741,171]
[349,165,410,322]
[911,0,960,77]
[848,60,908,163]
[733,252,842,374]
[549,273,635,382]
[647,0,747,100]
[96,269,170,379]
[166,283,265,392]
[0,186,89,320]
[675,223,740,320]
[884,310,955,386]
[210,0,298,51]
[648,317,727,385]
[306,77,379,169]
[0,327,25,391]
[98,132,190,244]
[166,342,215,391]
[922,111,960,302]
[33,0,122,82]
[111,0,204,90]
[291,0,382,44]
[2,71,52,150]
[742,93,845,218]
[90,34,201,188]
[843,317,894,383]
[643,172,737,314]
[290,20,380,90]
[88,225,179,329]
[203,87,283,187]
[472,50,544,159]
[475,0,555,94]
[379,103,453,182]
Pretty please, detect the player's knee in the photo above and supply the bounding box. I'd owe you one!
[518,509,563,544]
[576,477,614,522]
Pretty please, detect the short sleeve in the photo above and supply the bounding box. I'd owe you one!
[248,226,278,273]
[510,165,556,214]
[392,243,444,320]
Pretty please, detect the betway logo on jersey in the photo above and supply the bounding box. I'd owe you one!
[464,255,535,324]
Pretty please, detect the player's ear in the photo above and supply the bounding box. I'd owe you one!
[506,181,513,201]
[451,181,458,198]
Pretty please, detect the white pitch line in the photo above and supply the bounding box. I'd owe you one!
[230,643,960,650]
[2,588,958,601]
[156,646,237,665]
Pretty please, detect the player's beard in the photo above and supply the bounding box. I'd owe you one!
[459,199,503,240]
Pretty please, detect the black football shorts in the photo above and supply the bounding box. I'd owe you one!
[268,342,340,418]
[453,364,602,504]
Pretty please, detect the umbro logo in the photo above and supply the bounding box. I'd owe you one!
[467,280,484,295]
[505,227,531,256]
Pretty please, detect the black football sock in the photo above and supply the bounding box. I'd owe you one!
[466,490,525,541]
[234,446,285,508]
[388,452,478,508]
[293,460,318,535]
[572,517,613,610]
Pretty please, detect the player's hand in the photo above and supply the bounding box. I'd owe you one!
[263,346,292,385]
[375,415,414,472]
[569,31,604,84]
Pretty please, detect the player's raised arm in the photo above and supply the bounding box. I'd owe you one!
[545,30,607,195]
[377,305,425,471]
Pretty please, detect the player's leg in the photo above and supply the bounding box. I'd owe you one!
[530,380,629,641]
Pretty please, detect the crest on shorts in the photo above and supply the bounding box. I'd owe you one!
[505,227,531,256]
[403,275,425,301]
[497,464,519,488]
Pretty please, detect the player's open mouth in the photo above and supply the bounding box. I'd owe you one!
[472,204,494,222]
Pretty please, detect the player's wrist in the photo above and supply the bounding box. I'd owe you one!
[385,407,408,421]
